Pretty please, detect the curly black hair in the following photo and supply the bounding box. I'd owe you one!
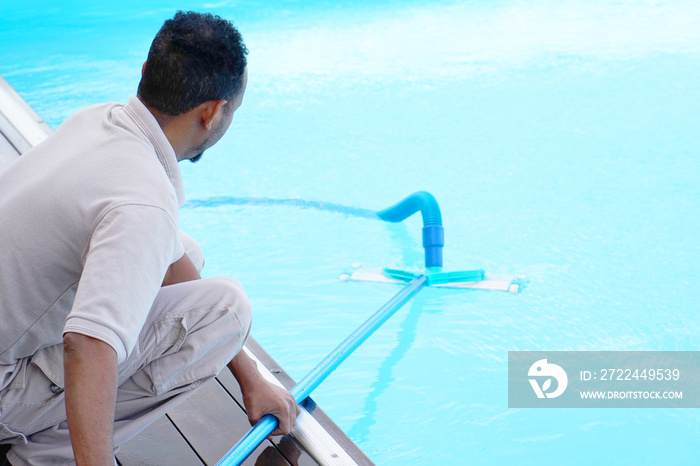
[138,11,248,116]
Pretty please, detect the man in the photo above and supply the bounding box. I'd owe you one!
[0,11,299,465]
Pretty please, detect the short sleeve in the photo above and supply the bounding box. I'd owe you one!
[63,204,182,363]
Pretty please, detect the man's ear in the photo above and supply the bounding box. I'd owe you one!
[142,61,147,76]
[201,99,227,130]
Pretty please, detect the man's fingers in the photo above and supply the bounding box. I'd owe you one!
[269,396,299,436]
[278,401,297,435]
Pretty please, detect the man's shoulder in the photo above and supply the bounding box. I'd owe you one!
[43,101,146,158]
[59,101,124,129]
[12,98,181,214]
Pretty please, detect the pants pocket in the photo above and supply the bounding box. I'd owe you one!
[0,361,67,439]
[152,316,188,362]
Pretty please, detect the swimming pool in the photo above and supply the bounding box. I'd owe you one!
[2,0,700,464]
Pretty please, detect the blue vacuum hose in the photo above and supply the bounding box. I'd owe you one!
[185,191,445,269]
[376,191,444,269]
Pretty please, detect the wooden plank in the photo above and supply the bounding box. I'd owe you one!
[116,414,204,466]
[166,378,289,466]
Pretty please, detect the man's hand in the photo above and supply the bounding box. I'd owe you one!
[64,332,118,465]
[228,351,300,436]
[241,375,300,436]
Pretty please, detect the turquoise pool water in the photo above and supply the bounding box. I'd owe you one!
[2,1,700,464]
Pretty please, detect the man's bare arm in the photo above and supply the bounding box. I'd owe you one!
[162,253,201,286]
[64,332,118,466]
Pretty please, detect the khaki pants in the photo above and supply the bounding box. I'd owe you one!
[0,235,251,465]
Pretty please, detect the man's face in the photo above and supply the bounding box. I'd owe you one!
[189,106,234,163]
[189,67,248,163]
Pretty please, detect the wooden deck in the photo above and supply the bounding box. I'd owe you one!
[0,75,374,466]
[115,337,371,465]
[2,338,372,465]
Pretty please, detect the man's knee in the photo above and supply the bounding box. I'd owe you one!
[123,277,252,395]
[199,277,252,340]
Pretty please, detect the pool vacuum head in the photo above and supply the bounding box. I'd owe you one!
[339,191,523,293]
[340,265,522,293]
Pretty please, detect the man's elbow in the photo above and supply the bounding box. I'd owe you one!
[63,332,118,362]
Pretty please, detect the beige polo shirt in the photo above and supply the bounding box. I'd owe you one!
[0,96,185,389]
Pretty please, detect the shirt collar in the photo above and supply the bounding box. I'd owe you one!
[124,96,186,207]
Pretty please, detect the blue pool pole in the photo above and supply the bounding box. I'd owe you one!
[216,274,428,466]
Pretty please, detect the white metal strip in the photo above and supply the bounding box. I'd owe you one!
[0,84,47,147]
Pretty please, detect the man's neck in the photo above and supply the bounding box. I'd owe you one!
[138,96,193,162]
